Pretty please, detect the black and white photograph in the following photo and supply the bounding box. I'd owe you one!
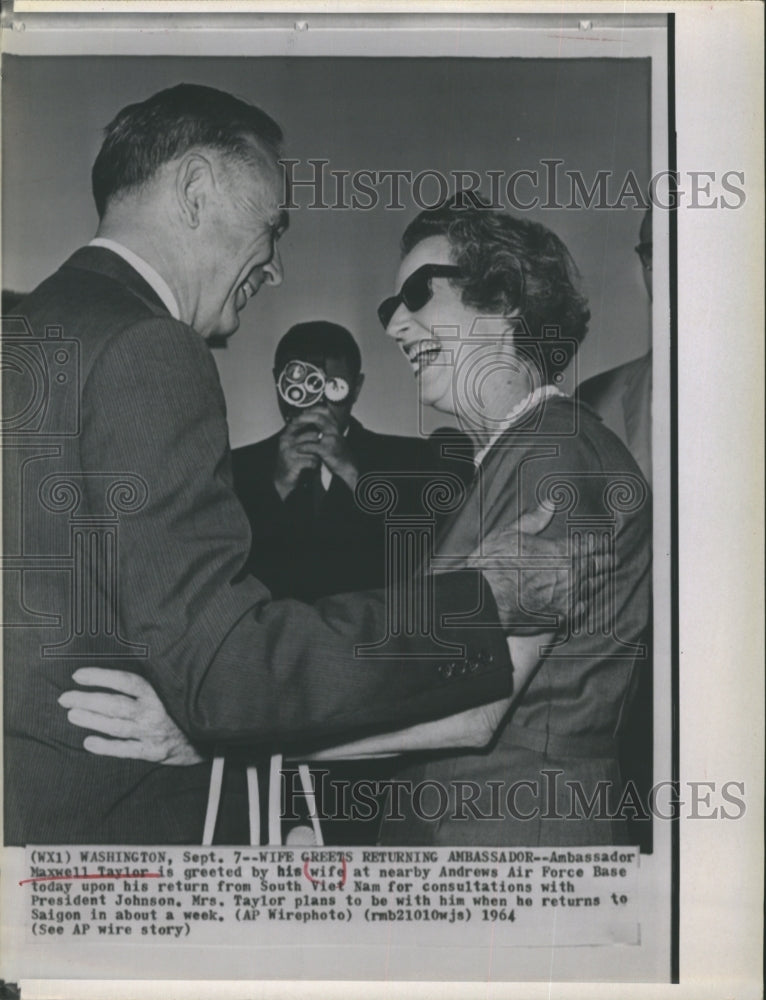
[0,4,762,996]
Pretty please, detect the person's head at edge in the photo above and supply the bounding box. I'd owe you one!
[636,207,653,300]
[273,321,365,433]
[91,83,288,339]
[382,194,590,428]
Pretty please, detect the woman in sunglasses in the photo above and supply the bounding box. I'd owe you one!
[369,198,652,846]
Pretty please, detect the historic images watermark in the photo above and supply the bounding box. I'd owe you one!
[280,160,747,212]
[283,773,747,826]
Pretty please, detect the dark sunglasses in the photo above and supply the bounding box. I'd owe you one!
[634,242,653,271]
[377,264,461,329]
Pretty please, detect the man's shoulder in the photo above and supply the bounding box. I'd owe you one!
[579,352,651,409]
[20,246,171,332]
[579,365,620,399]
[16,247,202,378]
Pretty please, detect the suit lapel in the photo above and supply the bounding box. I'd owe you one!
[345,417,370,471]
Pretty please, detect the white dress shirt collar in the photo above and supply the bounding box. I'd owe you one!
[89,238,180,321]
[320,423,351,491]
[320,464,333,492]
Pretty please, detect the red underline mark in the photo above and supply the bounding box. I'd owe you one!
[19,872,161,886]
[303,858,347,889]
[303,860,320,887]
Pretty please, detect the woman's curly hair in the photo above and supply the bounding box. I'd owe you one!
[401,196,591,382]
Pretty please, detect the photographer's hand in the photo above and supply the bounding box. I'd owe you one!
[58,668,203,765]
[299,406,360,492]
[273,410,323,499]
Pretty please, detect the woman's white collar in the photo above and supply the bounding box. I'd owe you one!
[473,385,566,467]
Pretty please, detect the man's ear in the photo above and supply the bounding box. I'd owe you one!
[351,372,365,404]
[175,153,214,229]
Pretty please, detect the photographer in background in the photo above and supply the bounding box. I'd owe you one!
[233,321,462,602]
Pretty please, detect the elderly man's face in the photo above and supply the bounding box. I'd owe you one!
[195,155,285,338]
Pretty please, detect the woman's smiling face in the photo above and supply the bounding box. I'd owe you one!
[383,235,491,415]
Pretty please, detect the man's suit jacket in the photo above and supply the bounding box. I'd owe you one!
[578,352,652,486]
[380,396,652,847]
[2,246,510,845]
[232,418,465,601]
[578,351,654,850]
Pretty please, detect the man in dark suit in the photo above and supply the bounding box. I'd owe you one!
[578,207,654,850]
[2,84,522,845]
